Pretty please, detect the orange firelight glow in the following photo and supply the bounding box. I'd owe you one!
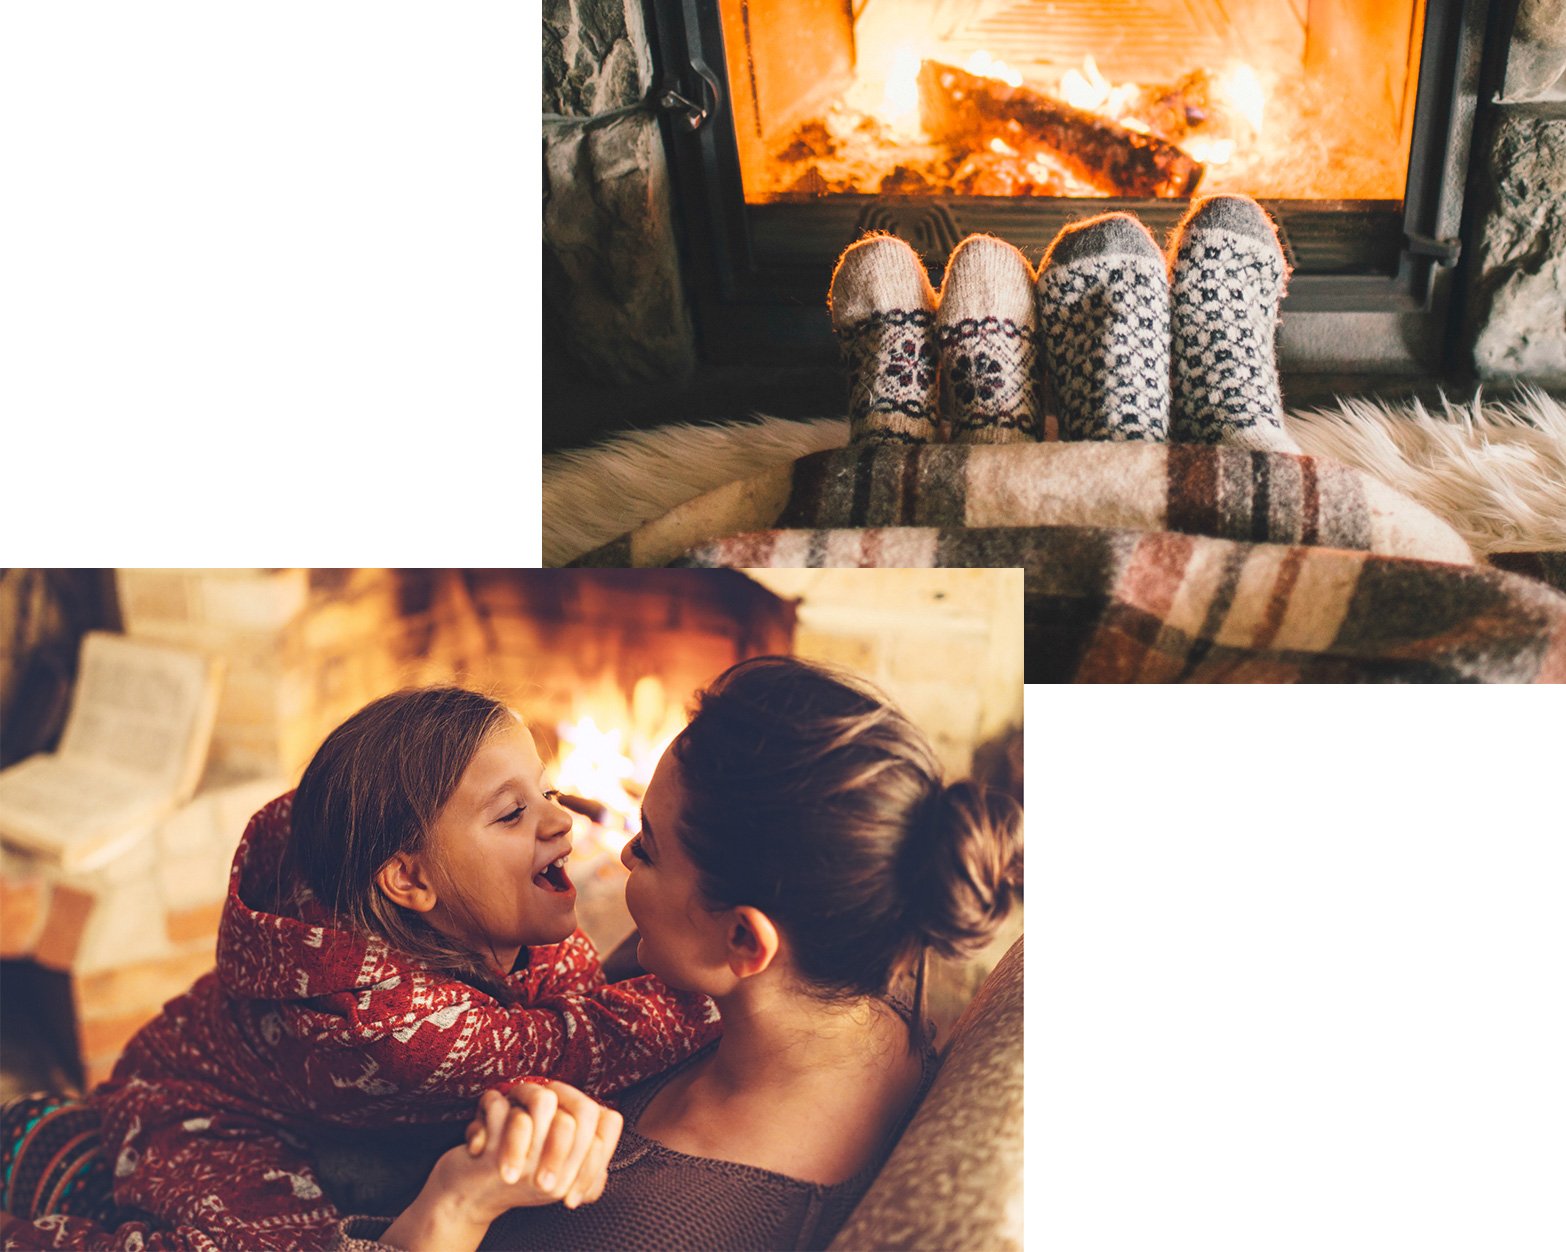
[551,675,682,855]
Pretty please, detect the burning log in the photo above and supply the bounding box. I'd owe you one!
[918,61,1203,198]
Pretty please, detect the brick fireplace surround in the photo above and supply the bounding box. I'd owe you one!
[543,0,1566,452]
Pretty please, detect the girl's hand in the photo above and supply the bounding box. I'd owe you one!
[464,1081,623,1210]
[378,1083,622,1251]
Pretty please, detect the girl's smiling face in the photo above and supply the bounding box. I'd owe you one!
[420,719,577,973]
[620,748,733,992]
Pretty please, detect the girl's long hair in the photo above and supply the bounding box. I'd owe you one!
[288,686,521,999]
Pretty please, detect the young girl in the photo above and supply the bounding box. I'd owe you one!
[332,656,1024,1252]
[2,687,721,1251]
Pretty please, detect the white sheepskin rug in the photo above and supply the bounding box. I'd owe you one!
[542,388,1566,566]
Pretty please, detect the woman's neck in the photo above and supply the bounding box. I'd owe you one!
[704,978,911,1093]
[634,972,925,1185]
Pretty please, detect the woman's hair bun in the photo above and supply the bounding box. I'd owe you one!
[901,780,1023,958]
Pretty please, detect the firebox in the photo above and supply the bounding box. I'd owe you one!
[647,0,1493,373]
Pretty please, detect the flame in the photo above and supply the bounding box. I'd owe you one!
[1184,137,1235,166]
[881,46,922,121]
[1222,64,1265,134]
[555,717,638,824]
[1061,55,1111,111]
[551,675,682,854]
[965,49,1022,88]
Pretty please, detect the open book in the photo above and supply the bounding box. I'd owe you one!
[0,632,225,873]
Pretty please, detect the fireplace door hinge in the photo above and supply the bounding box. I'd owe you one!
[1404,231,1462,265]
[659,62,722,133]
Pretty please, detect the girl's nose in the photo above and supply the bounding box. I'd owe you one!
[619,836,637,872]
[542,793,574,838]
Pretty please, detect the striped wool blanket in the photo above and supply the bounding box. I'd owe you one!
[570,443,1474,570]
[673,525,1566,684]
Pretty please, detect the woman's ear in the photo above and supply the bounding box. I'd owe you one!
[376,852,438,913]
[725,906,781,979]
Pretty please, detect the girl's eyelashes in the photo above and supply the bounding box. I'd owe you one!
[497,788,563,825]
[627,833,651,863]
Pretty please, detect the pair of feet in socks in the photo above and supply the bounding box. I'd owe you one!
[828,194,1301,455]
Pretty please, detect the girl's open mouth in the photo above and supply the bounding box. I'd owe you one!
[534,854,573,894]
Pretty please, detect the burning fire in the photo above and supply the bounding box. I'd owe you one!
[551,675,681,856]
[1052,54,1265,169]
[880,47,922,122]
[1061,55,1114,112]
[747,12,1384,205]
[554,717,639,827]
[964,49,1022,88]
[869,43,1027,131]
[1221,64,1265,135]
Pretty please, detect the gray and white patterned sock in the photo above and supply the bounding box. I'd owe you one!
[936,235,1041,444]
[829,234,940,445]
[1035,213,1171,442]
[1168,195,1301,453]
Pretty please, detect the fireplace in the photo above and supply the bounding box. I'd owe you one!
[644,0,1493,373]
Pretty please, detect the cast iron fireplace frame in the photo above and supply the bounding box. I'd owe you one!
[646,0,1497,374]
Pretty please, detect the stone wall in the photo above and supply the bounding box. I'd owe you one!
[543,0,696,385]
[1463,0,1566,386]
[1467,113,1566,385]
[1500,0,1566,103]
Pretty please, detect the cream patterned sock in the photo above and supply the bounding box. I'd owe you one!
[1035,213,1171,442]
[1168,195,1301,453]
[829,234,940,444]
[936,235,1041,444]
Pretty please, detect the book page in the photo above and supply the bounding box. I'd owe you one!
[0,631,224,869]
[57,631,223,794]
[0,755,167,869]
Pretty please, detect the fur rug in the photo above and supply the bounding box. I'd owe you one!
[543,388,1566,567]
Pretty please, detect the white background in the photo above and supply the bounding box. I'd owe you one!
[4,9,1563,1248]
[2,3,539,567]
[1032,686,1564,1249]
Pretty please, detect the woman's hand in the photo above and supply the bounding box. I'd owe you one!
[464,1081,622,1210]
[377,1082,622,1251]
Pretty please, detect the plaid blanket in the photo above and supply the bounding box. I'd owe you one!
[572,444,1474,569]
[674,526,1566,683]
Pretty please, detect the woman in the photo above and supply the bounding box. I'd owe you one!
[337,654,1024,1252]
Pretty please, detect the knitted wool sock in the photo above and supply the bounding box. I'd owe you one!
[1035,213,1171,442]
[1168,195,1301,453]
[935,235,1041,444]
[829,235,940,444]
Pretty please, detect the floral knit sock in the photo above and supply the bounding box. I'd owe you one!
[1168,195,1301,453]
[1035,213,1171,442]
[829,234,940,444]
[935,235,1041,444]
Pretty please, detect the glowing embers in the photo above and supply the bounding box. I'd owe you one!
[761,48,1270,199]
[751,32,1414,201]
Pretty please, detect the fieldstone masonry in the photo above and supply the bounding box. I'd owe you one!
[1500,0,1566,103]
[1465,0,1566,386]
[544,0,696,384]
[1468,114,1566,385]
